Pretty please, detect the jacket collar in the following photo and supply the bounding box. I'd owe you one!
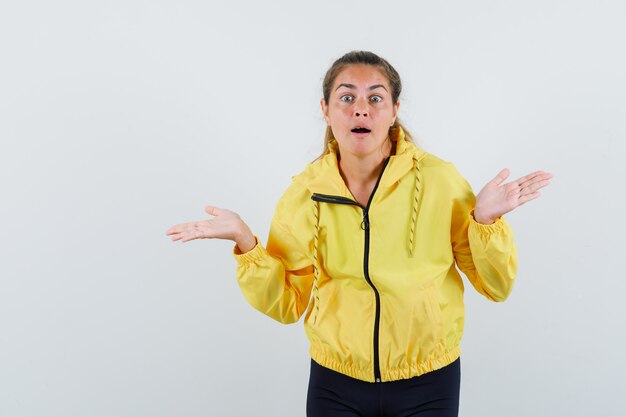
[296,127,426,196]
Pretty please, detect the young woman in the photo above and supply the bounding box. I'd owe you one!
[166,51,552,417]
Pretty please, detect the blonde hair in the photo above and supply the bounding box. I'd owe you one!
[314,51,415,161]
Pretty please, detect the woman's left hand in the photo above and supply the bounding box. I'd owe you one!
[473,169,553,224]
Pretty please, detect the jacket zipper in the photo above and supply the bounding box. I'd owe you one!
[311,157,390,383]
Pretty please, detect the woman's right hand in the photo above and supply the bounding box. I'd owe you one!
[166,205,257,253]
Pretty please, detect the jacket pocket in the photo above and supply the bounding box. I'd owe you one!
[410,284,445,360]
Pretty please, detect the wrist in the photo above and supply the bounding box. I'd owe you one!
[234,222,256,253]
[472,209,495,225]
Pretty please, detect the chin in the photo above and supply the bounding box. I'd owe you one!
[346,144,379,158]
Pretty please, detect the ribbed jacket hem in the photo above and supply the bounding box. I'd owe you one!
[383,346,462,381]
[310,345,462,383]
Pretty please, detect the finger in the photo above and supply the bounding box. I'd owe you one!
[515,171,552,188]
[170,233,184,242]
[168,219,212,235]
[522,178,551,194]
[181,229,204,242]
[167,221,200,234]
[166,224,185,235]
[205,205,222,217]
[518,191,541,206]
[518,173,553,189]
[171,229,203,242]
[491,168,510,186]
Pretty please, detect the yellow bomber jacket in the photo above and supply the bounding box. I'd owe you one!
[233,128,518,383]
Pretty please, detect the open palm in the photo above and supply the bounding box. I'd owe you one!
[474,169,553,224]
[166,205,249,243]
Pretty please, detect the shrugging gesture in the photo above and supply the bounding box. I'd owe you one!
[165,50,556,415]
[473,168,553,225]
[166,205,257,253]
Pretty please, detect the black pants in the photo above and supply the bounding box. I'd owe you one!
[307,358,460,417]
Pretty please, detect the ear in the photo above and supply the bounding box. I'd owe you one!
[320,98,330,125]
[391,100,400,126]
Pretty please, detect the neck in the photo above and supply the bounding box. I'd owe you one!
[337,140,394,186]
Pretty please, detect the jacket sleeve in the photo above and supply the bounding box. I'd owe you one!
[449,166,519,302]
[232,188,314,324]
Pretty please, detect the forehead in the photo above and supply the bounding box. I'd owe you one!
[333,64,390,90]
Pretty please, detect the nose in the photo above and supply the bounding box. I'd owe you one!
[354,98,369,117]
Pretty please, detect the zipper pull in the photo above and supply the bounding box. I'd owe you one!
[375,377,381,383]
[360,209,369,230]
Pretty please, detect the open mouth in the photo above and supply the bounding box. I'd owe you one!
[351,127,371,134]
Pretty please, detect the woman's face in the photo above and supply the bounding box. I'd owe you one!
[321,64,399,159]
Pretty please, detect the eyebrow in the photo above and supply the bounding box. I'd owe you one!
[335,83,389,92]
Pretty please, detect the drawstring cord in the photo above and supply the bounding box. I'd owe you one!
[409,156,421,258]
[312,199,321,324]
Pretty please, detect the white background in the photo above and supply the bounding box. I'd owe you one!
[1,1,624,416]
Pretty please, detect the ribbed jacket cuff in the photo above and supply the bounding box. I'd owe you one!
[232,236,264,264]
[469,210,505,235]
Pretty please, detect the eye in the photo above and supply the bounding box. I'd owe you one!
[370,95,383,103]
[340,95,354,103]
